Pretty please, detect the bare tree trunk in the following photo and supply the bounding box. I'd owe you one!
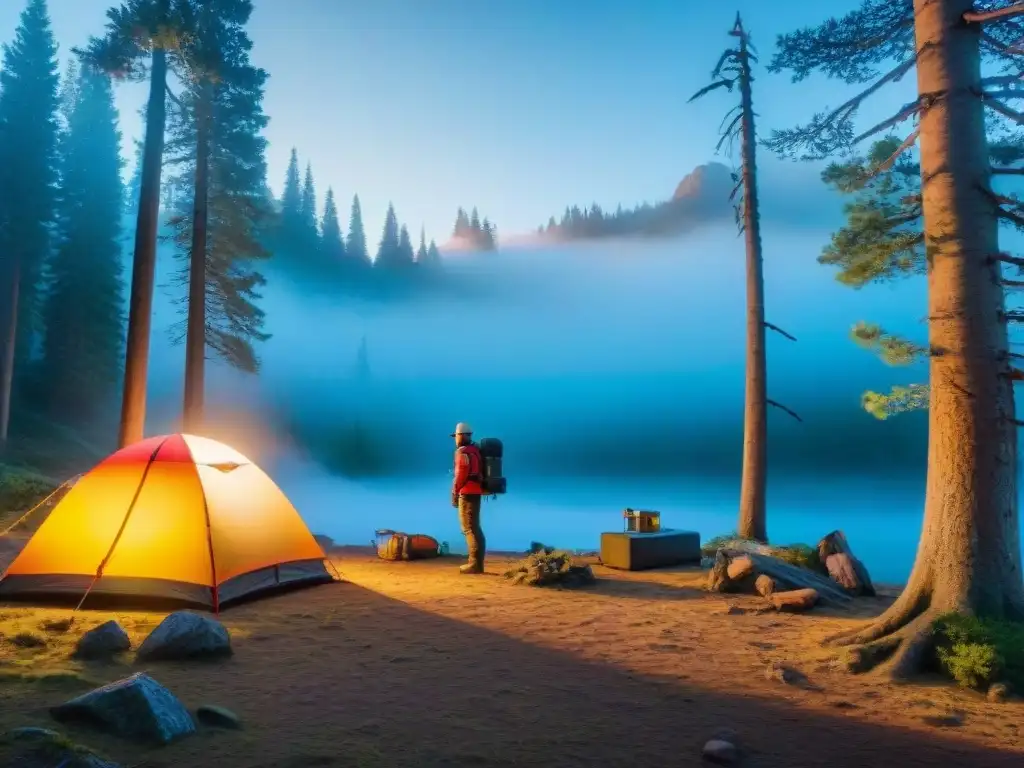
[0,259,20,444]
[827,0,1024,678]
[118,47,168,449]
[735,22,768,543]
[183,81,212,434]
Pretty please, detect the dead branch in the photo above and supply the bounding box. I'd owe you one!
[1004,279,1024,288]
[764,321,796,341]
[983,74,1024,86]
[767,399,803,422]
[165,83,185,110]
[964,3,1024,25]
[997,252,1024,268]
[992,167,1024,175]
[872,129,920,177]
[1013,419,1024,427]
[1006,368,1024,381]
[821,58,916,131]
[853,99,921,143]
[981,95,1024,125]
[984,89,1024,100]
[981,30,1024,56]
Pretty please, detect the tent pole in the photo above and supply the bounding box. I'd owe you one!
[71,438,169,616]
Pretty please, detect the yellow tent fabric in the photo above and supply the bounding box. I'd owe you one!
[0,434,337,610]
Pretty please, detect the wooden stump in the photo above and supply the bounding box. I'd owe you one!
[707,550,732,593]
[817,530,875,597]
[754,574,776,597]
[769,588,818,613]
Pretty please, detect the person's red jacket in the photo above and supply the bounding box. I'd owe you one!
[453,444,484,496]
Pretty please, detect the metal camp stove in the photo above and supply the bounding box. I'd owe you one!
[622,508,661,534]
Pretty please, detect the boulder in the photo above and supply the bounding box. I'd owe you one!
[50,673,195,745]
[196,704,242,729]
[754,575,776,597]
[702,738,738,764]
[74,621,131,660]
[0,727,121,768]
[136,611,231,662]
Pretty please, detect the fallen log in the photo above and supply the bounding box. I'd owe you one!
[817,530,875,597]
[755,574,776,597]
[769,588,818,613]
[721,549,853,607]
[726,555,755,581]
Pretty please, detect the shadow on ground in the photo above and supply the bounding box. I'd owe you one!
[1,579,1020,768]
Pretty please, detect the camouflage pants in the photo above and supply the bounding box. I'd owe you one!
[458,494,485,568]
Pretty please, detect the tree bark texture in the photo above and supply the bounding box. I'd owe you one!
[183,81,212,434]
[0,259,20,443]
[828,0,1024,677]
[118,47,168,448]
[735,21,769,543]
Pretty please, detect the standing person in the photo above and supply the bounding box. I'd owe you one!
[451,422,486,574]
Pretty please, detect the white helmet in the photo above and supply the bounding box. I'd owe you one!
[451,422,473,436]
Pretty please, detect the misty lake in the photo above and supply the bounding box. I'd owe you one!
[134,224,1024,587]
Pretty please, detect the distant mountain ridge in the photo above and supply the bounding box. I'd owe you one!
[531,162,734,242]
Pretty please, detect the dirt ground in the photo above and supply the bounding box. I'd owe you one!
[1,543,1022,768]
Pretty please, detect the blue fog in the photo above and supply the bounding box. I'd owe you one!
[132,214,1020,586]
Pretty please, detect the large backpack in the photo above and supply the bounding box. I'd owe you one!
[476,437,506,495]
[375,529,441,561]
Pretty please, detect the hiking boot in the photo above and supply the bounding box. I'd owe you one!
[459,563,484,575]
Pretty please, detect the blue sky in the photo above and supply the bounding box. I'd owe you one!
[0,0,915,242]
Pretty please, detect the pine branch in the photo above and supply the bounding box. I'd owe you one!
[853,99,921,142]
[992,167,1024,174]
[964,3,1024,24]
[764,321,797,341]
[165,83,185,110]
[1003,278,1024,287]
[764,57,915,158]
[1006,367,1024,380]
[983,75,1024,86]
[767,399,803,422]
[984,89,1024,100]
[998,252,1024,267]
[981,30,1024,56]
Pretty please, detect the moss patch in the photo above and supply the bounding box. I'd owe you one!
[0,464,58,518]
[933,613,1024,690]
[701,532,823,572]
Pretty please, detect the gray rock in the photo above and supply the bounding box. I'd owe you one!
[136,611,232,662]
[702,739,738,764]
[196,704,242,729]
[0,727,121,768]
[74,621,131,660]
[50,672,195,745]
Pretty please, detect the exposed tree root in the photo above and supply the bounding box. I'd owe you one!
[824,586,928,647]
[836,611,940,681]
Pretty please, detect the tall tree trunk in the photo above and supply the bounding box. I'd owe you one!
[183,81,211,434]
[117,47,168,448]
[827,0,1024,677]
[735,24,768,543]
[0,259,20,445]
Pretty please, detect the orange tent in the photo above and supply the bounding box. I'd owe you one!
[0,434,338,610]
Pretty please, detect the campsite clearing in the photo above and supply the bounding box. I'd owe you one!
[1,548,1022,768]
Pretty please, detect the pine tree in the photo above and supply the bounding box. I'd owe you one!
[300,161,318,248]
[469,206,481,234]
[164,0,272,404]
[320,187,345,261]
[40,67,124,429]
[397,224,414,265]
[125,137,143,211]
[0,0,60,443]
[280,147,302,239]
[426,239,441,264]
[375,203,400,267]
[415,227,428,263]
[453,207,469,237]
[344,194,369,267]
[690,15,797,543]
[766,0,1024,677]
[481,217,497,250]
[81,0,194,448]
